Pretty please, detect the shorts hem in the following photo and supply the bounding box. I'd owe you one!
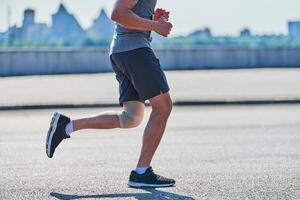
[119,99,144,107]
[141,88,170,102]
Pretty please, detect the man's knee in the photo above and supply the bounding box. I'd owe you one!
[151,94,173,117]
[118,101,144,128]
[157,101,172,117]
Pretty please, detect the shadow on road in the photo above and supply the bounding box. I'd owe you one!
[50,188,194,200]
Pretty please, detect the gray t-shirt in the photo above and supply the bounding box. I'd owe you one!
[110,0,157,54]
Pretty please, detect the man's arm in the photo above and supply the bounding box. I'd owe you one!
[111,0,172,37]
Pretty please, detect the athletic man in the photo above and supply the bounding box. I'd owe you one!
[46,0,175,188]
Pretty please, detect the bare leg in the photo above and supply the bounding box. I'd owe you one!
[73,111,121,131]
[72,101,144,131]
[137,92,172,167]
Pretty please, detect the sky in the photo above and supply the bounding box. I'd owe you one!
[0,0,300,36]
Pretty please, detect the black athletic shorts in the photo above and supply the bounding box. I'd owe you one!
[110,47,170,106]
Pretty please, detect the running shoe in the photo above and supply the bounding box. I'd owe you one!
[128,167,175,188]
[46,112,70,158]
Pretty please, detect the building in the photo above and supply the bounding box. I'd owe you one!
[188,28,212,39]
[49,4,86,44]
[19,9,35,41]
[26,23,49,42]
[5,25,19,46]
[86,9,114,41]
[1,4,115,46]
[0,32,4,43]
[22,9,35,28]
[240,28,251,37]
[288,21,300,40]
[3,9,49,43]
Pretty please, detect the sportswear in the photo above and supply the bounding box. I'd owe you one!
[128,167,175,188]
[46,112,70,158]
[110,47,169,105]
[110,0,157,54]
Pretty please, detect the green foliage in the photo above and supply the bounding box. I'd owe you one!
[83,38,111,46]
[1,34,300,49]
[152,36,300,48]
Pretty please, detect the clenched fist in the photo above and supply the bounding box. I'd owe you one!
[153,8,170,21]
[154,17,173,37]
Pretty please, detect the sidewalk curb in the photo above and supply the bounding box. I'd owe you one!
[1,99,300,111]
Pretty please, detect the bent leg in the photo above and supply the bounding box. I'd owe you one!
[73,111,120,131]
[119,101,144,128]
[137,92,172,167]
[73,101,144,131]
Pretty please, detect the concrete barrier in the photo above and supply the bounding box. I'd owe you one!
[155,48,300,69]
[0,47,300,76]
[0,48,111,76]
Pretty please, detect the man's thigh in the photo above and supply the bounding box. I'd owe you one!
[110,55,141,106]
[112,47,170,102]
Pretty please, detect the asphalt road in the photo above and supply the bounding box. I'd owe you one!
[1,105,300,199]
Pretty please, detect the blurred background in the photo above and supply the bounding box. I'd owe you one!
[0,0,300,76]
[1,1,300,199]
[0,0,300,107]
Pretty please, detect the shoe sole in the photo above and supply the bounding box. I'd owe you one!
[46,112,61,158]
[128,181,175,188]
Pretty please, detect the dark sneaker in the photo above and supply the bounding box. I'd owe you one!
[46,112,70,158]
[128,167,175,188]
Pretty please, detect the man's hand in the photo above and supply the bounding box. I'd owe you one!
[153,8,170,21]
[111,0,172,37]
[153,17,173,37]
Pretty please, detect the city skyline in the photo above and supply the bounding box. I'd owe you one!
[1,2,300,48]
[1,0,300,36]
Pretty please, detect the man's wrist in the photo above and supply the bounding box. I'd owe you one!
[149,20,158,32]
